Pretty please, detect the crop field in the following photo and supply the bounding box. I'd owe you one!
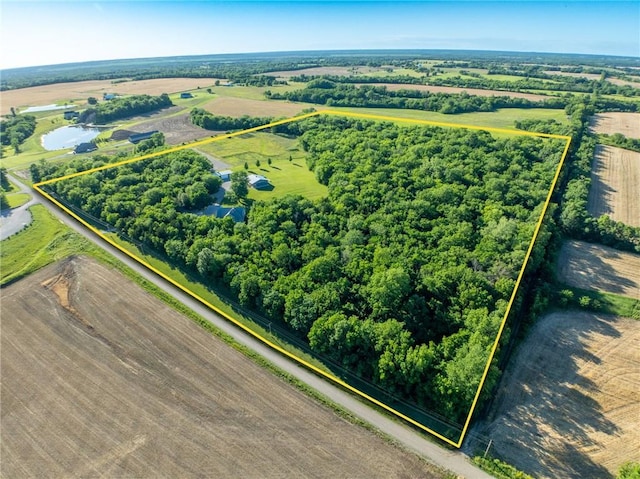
[587,145,640,227]
[557,240,640,299]
[202,96,309,118]
[358,82,550,101]
[1,256,444,479]
[476,310,640,478]
[0,78,221,115]
[589,112,640,138]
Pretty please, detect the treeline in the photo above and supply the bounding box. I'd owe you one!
[78,94,173,124]
[0,115,36,150]
[426,72,640,98]
[597,133,640,153]
[267,80,565,114]
[190,109,274,131]
[47,116,564,424]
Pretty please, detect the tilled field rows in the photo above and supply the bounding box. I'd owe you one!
[588,144,640,227]
[557,240,640,299]
[0,256,443,479]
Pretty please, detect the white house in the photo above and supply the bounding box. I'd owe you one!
[247,174,270,189]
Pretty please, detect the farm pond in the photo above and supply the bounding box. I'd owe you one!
[41,126,102,150]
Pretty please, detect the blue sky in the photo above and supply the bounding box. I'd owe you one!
[1,1,638,69]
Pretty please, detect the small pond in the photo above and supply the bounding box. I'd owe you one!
[21,104,75,113]
[41,126,102,151]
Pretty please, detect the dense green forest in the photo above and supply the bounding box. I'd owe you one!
[0,114,36,152]
[41,116,565,424]
[267,80,566,113]
[78,94,173,124]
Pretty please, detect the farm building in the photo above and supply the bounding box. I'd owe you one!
[103,93,116,100]
[129,130,159,144]
[63,111,79,120]
[248,174,270,189]
[74,142,97,154]
[180,92,193,99]
[216,170,233,182]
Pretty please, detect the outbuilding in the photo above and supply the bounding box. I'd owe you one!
[247,174,270,189]
[180,92,193,99]
[74,142,97,154]
[216,170,233,182]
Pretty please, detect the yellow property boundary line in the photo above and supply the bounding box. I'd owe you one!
[34,110,571,447]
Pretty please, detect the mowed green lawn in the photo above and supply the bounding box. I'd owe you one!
[332,107,569,131]
[197,131,328,201]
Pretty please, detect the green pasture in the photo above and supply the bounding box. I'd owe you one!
[0,204,100,285]
[4,192,31,209]
[333,106,569,130]
[196,131,327,200]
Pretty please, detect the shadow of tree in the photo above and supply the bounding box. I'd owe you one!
[558,240,638,296]
[471,311,624,479]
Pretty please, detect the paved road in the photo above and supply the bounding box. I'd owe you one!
[26,185,493,479]
[0,175,36,241]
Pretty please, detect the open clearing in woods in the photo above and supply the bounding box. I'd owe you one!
[587,145,640,227]
[0,256,444,479]
[589,112,640,138]
[557,240,640,299]
[476,310,640,479]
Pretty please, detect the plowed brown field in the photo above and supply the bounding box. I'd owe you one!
[587,145,640,227]
[589,112,640,138]
[0,256,444,479]
[557,240,640,299]
[202,96,307,118]
[477,311,640,478]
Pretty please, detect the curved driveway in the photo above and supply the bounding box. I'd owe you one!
[0,175,38,241]
[27,184,493,479]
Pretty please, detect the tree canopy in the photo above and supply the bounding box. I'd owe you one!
[44,116,564,424]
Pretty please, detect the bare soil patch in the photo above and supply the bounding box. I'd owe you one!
[589,112,640,138]
[202,96,307,118]
[475,311,640,478]
[557,240,640,299]
[1,78,221,115]
[587,145,640,226]
[356,83,549,101]
[123,111,214,145]
[0,256,444,479]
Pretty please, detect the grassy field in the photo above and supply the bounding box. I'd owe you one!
[4,192,31,209]
[197,131,328,201]
[333,106,569,130]
[0,205,99,285]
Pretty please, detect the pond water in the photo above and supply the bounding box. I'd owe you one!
[21,104,75,113]
[41,126,101,151]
